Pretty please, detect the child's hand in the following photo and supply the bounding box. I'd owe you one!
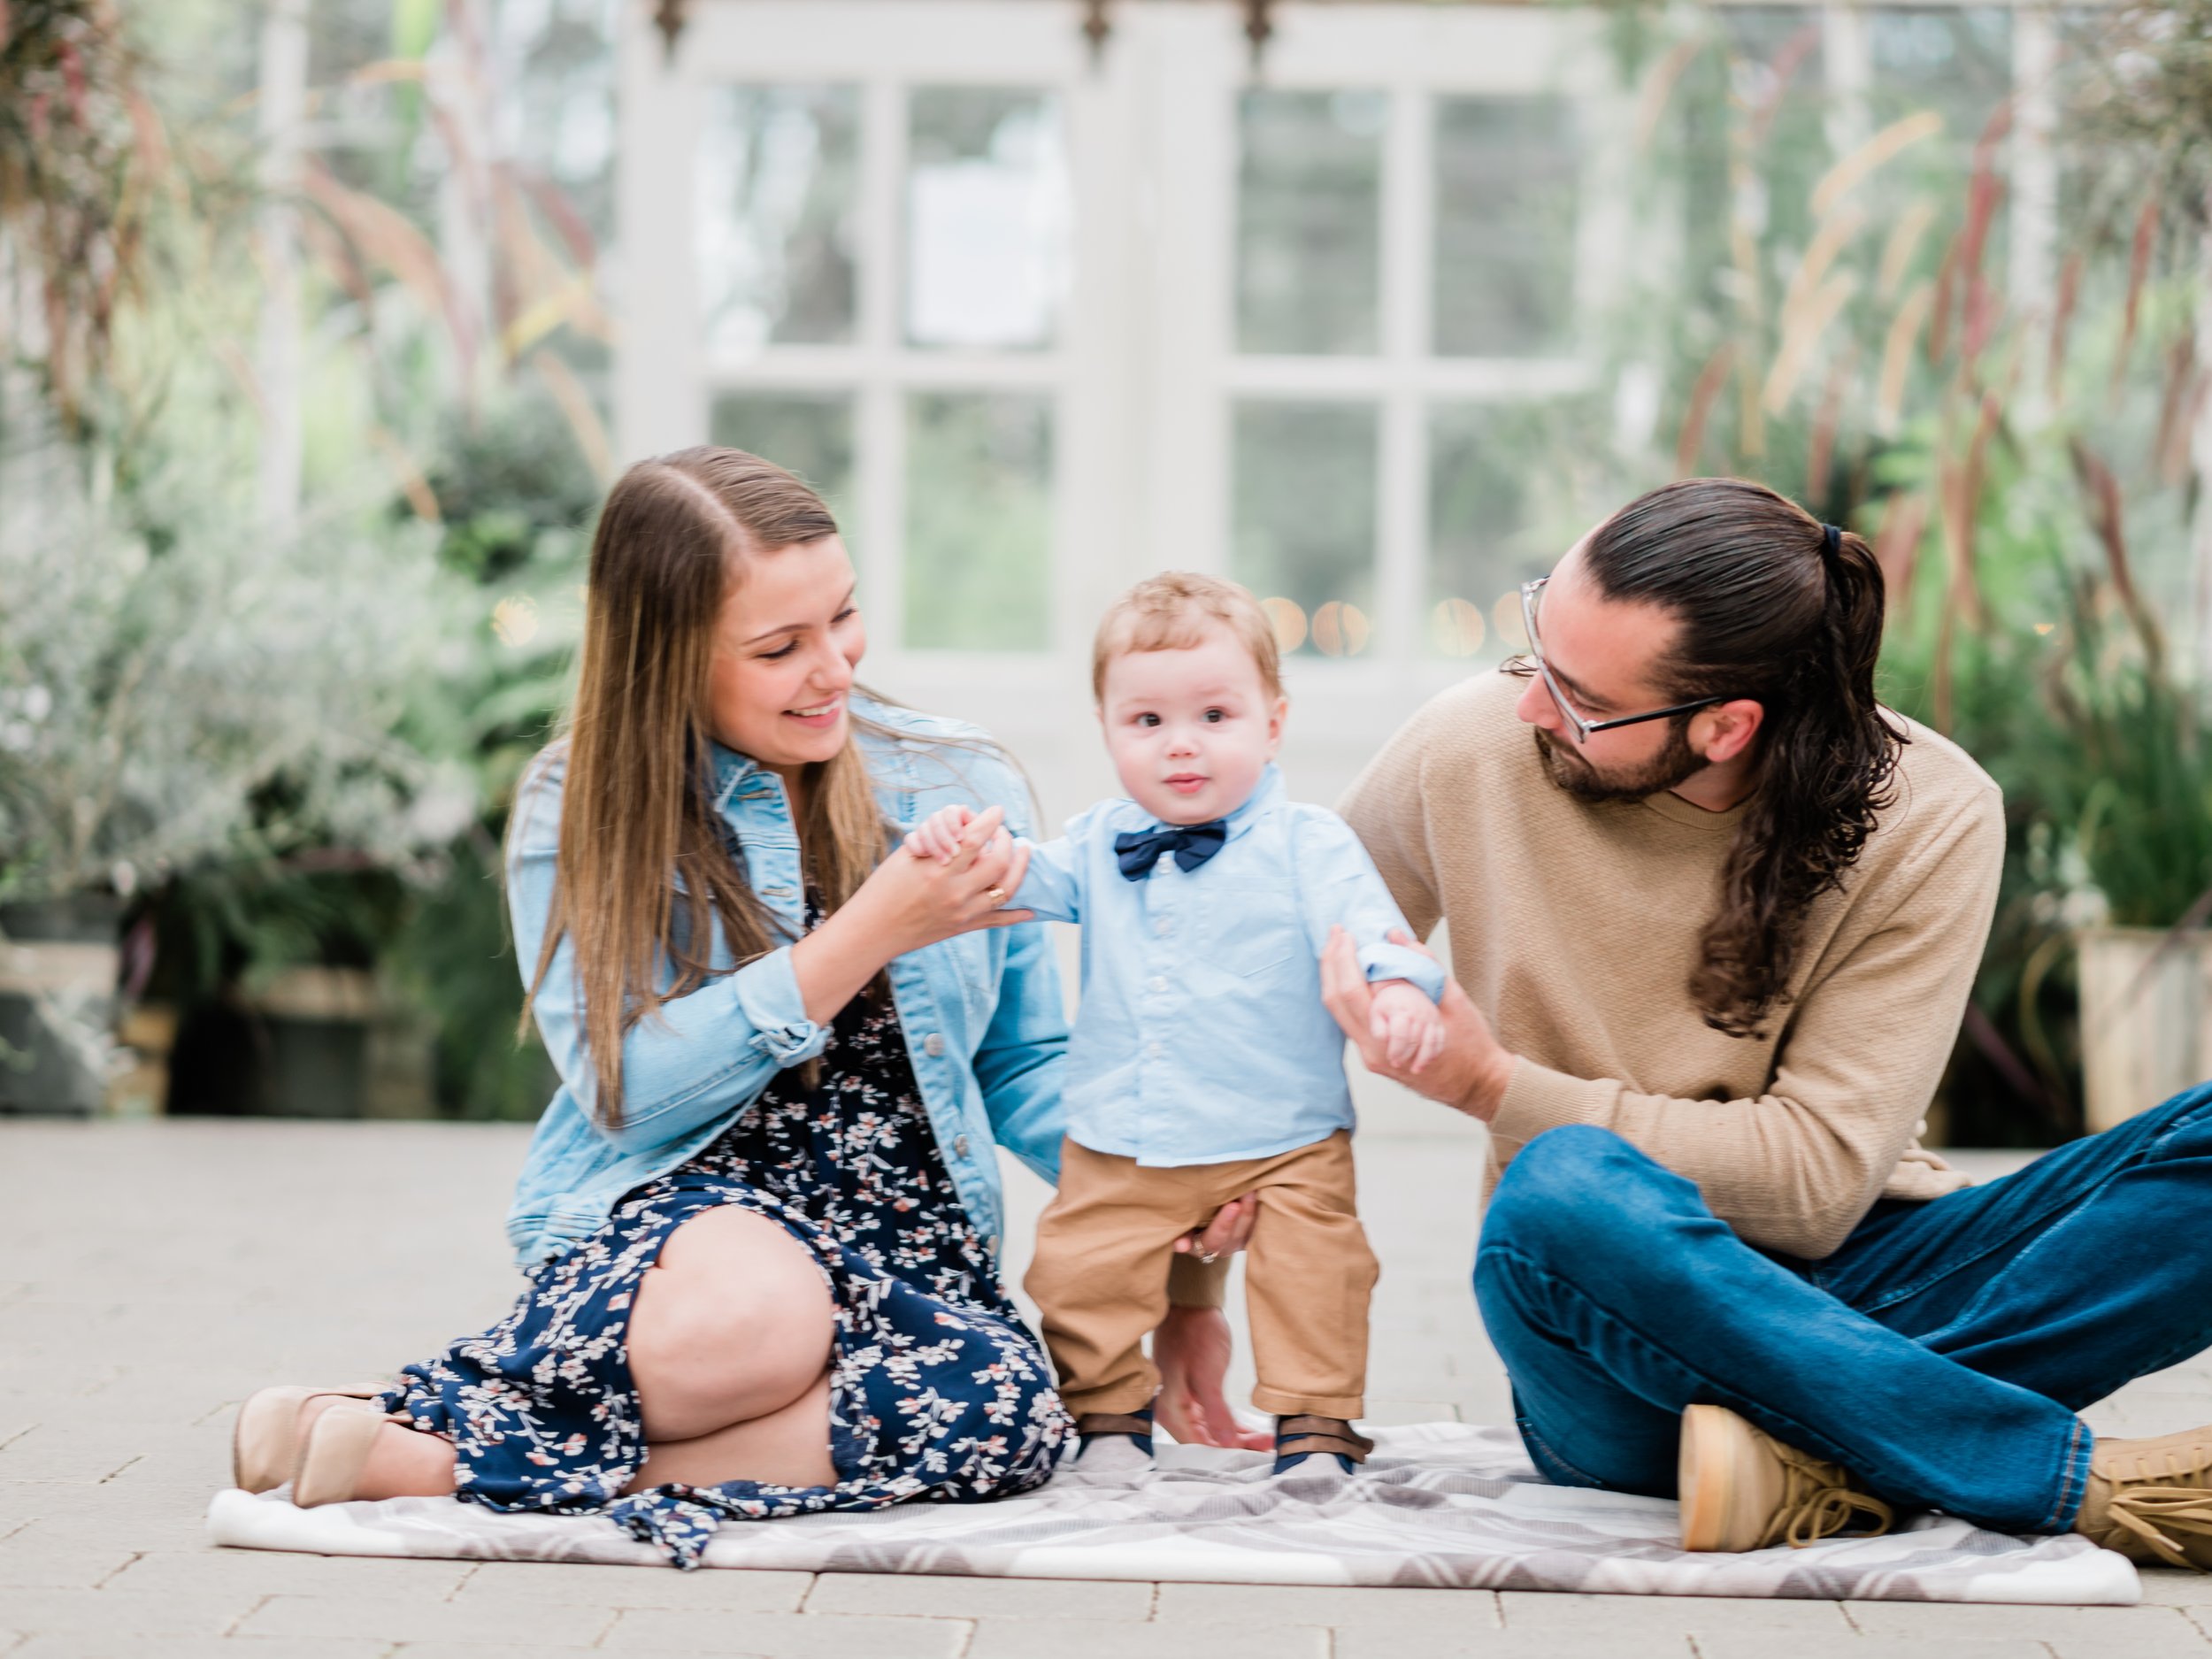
[903,803,975,864]
[1369,979,1445,1074]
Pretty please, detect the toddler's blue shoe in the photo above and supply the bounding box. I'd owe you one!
[1075,1407,1156,1471]
[1271,1414,1373,1476]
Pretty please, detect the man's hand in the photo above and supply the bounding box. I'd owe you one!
[1154,1305,1271,1451]
[1171,1192,1255,1262]
[1153,1195,1266,1449]
[1322,926,1513,1120]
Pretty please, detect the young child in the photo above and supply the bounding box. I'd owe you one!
[903,572,1445,1476]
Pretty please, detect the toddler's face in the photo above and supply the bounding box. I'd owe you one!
[1098,627,1286,826]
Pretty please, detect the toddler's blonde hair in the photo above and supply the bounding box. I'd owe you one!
[1091,572,1284,703]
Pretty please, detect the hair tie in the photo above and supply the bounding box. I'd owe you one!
[1820,522,1842,565]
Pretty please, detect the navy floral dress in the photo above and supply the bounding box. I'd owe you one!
[379,947,1072,1568]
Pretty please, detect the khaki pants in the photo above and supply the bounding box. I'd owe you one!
[1025,1132,1378,1418]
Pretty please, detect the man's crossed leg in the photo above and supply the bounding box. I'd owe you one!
[1475,1083,2212,1567]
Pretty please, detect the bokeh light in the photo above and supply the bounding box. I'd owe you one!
[492,595,541,649]
[1311,600,1371,657]
[1430,596,1486,657]
[1492,591,1529,652]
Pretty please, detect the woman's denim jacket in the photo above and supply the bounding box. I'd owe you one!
[503,697,1068,1272]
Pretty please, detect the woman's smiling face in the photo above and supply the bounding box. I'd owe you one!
[705,534,866,776]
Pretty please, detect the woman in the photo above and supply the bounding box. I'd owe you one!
[231,448,1239,1567]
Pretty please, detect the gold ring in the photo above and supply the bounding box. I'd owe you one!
[984,886,1008,905]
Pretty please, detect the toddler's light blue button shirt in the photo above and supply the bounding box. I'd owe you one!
[1011,764,1445,1167]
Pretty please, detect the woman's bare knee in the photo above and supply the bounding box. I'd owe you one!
[627,1207,836,1443]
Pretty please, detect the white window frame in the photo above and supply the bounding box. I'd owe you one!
[616,3,1104,701]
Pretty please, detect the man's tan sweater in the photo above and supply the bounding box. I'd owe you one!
[1338,672,2005,1261]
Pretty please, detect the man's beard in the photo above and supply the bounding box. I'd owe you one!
[1532,721,1704,803]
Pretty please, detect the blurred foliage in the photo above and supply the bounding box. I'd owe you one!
[0,0,155,432]
[2070,0,2212,234]
[2,0,611,1118]
[0,403,467,908]
[382,389,592,1118]
[1581,4,2212,1144]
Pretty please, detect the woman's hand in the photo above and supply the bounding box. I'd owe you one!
[850,804,1033,957]
[903,803,976,864]
[1321,926,1513,1121]
[1154,1305,1271,1451]
[793,806,1033,1026]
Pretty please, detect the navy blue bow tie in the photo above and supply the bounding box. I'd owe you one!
[1114,819,1229,881]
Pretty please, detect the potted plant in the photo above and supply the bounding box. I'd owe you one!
[2046,468,2212,1130]
[0,429,470,1113]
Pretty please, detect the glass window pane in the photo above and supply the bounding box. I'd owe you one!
[1237,91,1384,357]
[1671,10,1828,313]
[1869,10,2014,160]
[906,88,1071,350]
[697,86,860,354]
[1233,402,1378,657]
[905,393,1052,650]
[1867,11,2014,288]
[1724,10,1829,255]
[1427,403,1595,659]
[707,391,857,539]
[1433,97,1581,357]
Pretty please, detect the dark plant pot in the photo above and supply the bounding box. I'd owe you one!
[257,1015,372,1118]
[0,895,125,1117]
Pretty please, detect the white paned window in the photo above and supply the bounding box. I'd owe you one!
[619,2,2064,812]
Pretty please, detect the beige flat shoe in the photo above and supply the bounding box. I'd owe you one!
[292,1400,391,1508]
[1678,1403,1894,1552]
[231,1385,388,1494]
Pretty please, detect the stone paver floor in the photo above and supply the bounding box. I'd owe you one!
[4,1098,2210,1657]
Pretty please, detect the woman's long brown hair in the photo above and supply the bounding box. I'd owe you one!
[518,448,889,1129]
[1582,477,1908,1040]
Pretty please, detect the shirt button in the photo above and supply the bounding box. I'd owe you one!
[1149,976,1167,994]
[1148,1041,1162,1058]
[1154,918,1171,936]
[923,1033,945,1057]
[954,1134,971,1158]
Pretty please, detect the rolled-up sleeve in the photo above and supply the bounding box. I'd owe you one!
[730,944,829,1066]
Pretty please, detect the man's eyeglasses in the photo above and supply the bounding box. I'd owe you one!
[1500,577,1727,745]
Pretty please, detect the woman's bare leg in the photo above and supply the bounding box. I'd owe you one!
[351,1417,458,1497]
[625,1205,837,1442]
[622,1369,836,1492]
[301,1204,839,1502]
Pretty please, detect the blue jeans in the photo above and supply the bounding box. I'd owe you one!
[1473,1083,2212,1534]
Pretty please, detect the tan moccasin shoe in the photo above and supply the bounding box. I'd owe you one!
[2074,1426,2212,1571]
[1678,1403,1896,1552]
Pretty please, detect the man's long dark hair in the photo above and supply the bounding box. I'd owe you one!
[1584,477,1907,1039]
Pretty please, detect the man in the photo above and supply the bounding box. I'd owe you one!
[1322,476,2212,1569]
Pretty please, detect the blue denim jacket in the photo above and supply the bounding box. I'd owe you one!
[503,698,1068,1271]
